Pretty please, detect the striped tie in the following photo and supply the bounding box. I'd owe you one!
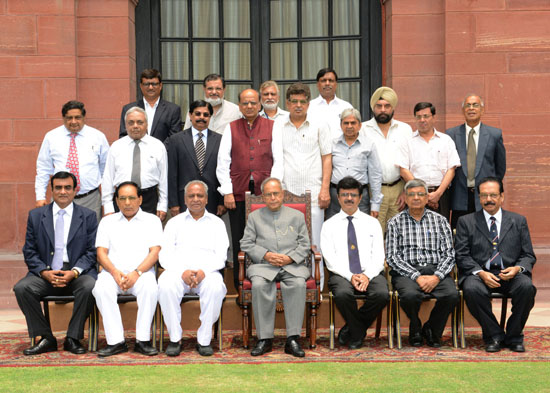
[487,216,503,271]
[195,131,206,174]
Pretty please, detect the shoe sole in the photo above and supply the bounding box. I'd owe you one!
[23,347,57,356]
[98,347,128,357]
[284,348,305,357]
[251,347,272,356]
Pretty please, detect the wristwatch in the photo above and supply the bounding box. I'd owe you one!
[72,269,80,279]
[135,269,143,277]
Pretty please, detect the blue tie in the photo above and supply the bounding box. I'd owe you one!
[347,216,361,274]
[52,210,66,270]
[487,216,503,271]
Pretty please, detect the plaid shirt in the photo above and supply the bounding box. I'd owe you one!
[386,208,455,281]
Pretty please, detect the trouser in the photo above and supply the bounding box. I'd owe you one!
[158,271,226,346]
[74,188,101,223]
[328,273,389,341]
[426,186,451,222]
[92,270,158,345]
[377,180,404,233]
[250,270,306,339]
[114,185,158,215]
[450,186,476,230]
[229,201,247,293]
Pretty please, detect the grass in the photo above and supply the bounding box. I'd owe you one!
[1,362,549,393]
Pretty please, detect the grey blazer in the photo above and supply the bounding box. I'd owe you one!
[240,205,311,281]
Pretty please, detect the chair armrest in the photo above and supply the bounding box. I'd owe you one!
[384,261,393,292]
[238,251,246,305]
[311,245,322,304]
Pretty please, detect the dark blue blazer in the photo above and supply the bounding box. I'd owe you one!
[119,98,182,143]
[446,123,506,211]
[22,203,98,279]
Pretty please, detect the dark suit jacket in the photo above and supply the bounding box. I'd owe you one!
[165,128,223,214]
[446,123,506,211]
[22,203,98,279]
[119,98,182,142]
[455,209,535,284]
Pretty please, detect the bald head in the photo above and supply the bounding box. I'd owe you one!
[238,89,262,123]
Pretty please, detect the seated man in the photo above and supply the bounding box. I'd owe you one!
[158,180,228,357]
[240,177,311,357]
[455,177,536,352]
[321,176,388,349]
[14,171,97,355]
[93,181,162,357]
[386,178,459,347]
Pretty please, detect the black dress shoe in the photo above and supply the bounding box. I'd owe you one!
[284,337,305,357]
[134,340,159,356]
[23,337,58,356]
[508,343,525,352]
[338,325,350,346]
[165,341,182,357]
[196,343,214,356]
[348,338,363,350]
[422,325,441,348]
[63,337,86,354]
[409,333,423,347]
[485,340,502,353]
[251,339,272,356]
[97,341,128,357]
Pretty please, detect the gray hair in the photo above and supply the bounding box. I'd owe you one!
[260,80,280,95]
[184,180,208,195]
[124,106,149,124]
[340,107,361,122]
[404,178,428,193]
[260,177,283,194]
[461,94,484,108]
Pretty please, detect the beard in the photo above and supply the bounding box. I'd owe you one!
[262,101,278,111]
[374,111,394,124]
[205,97,223,107]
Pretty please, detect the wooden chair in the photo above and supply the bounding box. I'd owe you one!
[237,190,322,349]
[328,263,394,349]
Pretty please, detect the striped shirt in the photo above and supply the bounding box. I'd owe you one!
[386,208,455,281]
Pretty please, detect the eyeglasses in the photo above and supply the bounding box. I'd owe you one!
[479,193,500,199]
[64,115,84,121]
[464,103,481,109]
[206,87,223,92]
[406,192,427,197]
[141,82,160,87]
[193,111,211,117]
[289,99,308,105]
[127,120,146,126]
[263,192,281,198]
[53,185,74,191]
[240,101,258,106]
[117,196,138,201]
[415,114,432,120]
[339,192,359,198]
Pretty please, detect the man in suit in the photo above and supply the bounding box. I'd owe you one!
[240,177,310,357]
[119,68,182,143]
[455,177,536,352]
[165,100,224,216]
[446,94,506,229]
[14,171,98,355]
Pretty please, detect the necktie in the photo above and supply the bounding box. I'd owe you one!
[131,140,141,187]
[52,210,66,271]
[347,216,362,274]
[66,133,80,192]
[467,128,476,187]
[195,132,206,174]
[487,216,503,270]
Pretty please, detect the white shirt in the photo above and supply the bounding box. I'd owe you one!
[184,99,241,134]
[95,209,163,273]
[259,107,289,120]
[101,135,168,214]
[465,122,480,154]
[52,201,74,264]
[483,208,502,235]
[159,210,228,277]
[396,129,461,187]
[271,114,332,206]
[35,124,110,200]
[361,117,413,183]
[308,95,353,139]
[216,120,282,196]
[321,209,385,281]
[192,126,208,149]
[143,97,160,135]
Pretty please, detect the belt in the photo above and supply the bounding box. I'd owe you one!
[427,186,439,193]
[74,187,99,199]
[141,185,158,193]
[382,179,401,187]
[468,187,475,193]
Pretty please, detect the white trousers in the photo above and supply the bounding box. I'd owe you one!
[158,271,226,346]
[311,204,325,291]
[92,270,158,345]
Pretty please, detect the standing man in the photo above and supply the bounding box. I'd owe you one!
[308,67,352,138]
[35,100,109,222]
[240,178,311,357]
[446,94,506,229]
[15,171,97,355]
[327,108,383,220]
[362,86,413,233]
[184,74,242,134]
[259,80,289,120]
[119,68,182,143]
[386,179,459,348]
[158,181,228,357]
[272,82,332,288]
[321,177,388,349]
[102,107,168,221]
[165,100,224,216]
[93,182,162,357]
[217,88,279,292]
[397,102,460,221]
[455,177,536,352]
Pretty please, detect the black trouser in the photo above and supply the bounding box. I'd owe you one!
[328,272,389,341]
[450,187,476,230]
[229,200,247,292]
[14,271,96,340]
[462,273,536,345]
[114,185,158,215]
[427,187,451,222]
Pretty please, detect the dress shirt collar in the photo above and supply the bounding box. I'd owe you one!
[124,134,151,146]
[404,207,429,223]
[464,122,481,134]
[63,125,88,137]
[114,207,146,223]
[336,208,362,221]
[143,97,160,110]
[336,132,363,147]
[483,208,502,227]
[52,201,74,218]
[412,128,441,140]
[181,208,211,222]
[283,114,311,130]
[313,94,343,106]
[191,127,208,138]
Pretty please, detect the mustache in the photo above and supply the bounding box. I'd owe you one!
[484,201,496,206]
[196,119,206,123]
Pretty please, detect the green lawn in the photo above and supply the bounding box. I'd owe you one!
[1,362,549,392]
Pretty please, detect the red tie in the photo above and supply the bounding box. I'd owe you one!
[66,133,81,192]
